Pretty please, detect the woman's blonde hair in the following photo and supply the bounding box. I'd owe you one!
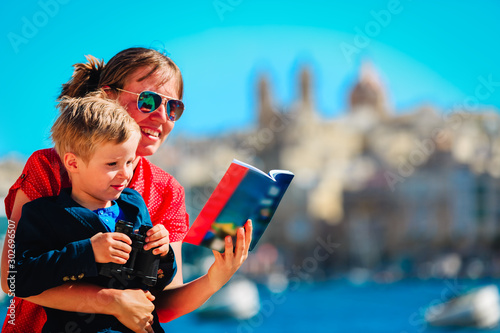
[59,47,183,100]
[51,92,140,163]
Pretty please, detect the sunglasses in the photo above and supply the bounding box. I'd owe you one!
[115,88,184,122]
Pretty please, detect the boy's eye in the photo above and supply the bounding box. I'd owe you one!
[107,162,117,167]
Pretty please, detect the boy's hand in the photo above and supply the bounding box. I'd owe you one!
[144,224,170,256]
[90,232,132,264]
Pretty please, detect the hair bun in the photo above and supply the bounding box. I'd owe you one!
[59,55,105,99]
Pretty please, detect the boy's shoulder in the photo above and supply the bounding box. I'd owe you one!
[21,193,63,217]
[23,188,79,215]
[120,187,142,200]
[27,193,60,205]
[119,187,147,209]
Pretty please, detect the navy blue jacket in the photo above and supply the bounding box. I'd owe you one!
[15,187,173,333]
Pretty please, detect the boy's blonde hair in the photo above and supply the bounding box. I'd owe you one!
[51,92,140,163]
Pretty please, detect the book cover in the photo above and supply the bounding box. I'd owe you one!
[184,159,294,252]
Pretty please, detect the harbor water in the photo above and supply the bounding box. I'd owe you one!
[164,278,500,333]
[2,278,499,333]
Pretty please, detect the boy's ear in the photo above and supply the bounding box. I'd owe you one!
[64,152,79,173]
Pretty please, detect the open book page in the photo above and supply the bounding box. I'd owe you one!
[184,160,294,252]
[233,159,293,182]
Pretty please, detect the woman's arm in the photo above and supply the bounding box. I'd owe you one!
[1,189,30,294]
[27,283,156,332]
[165,241,184,287]
[155,221,252,322]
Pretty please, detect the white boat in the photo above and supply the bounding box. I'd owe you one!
[197,277,260,320]
[425,285,500,328]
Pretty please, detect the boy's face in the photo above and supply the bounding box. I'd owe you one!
[69,134,139,210]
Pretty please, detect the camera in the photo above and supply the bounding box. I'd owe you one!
[99,220,160,287]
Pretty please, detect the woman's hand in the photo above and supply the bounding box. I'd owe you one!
[152,221,252,323]
[207,219,252,292]
[144,224,170,256]
[26,284,157,333]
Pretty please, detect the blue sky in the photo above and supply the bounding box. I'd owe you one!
[1,0,499,159]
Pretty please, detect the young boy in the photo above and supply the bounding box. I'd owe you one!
[14,94,175,332]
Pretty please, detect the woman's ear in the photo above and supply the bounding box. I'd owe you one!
[64,152,79,173]
[101,86,117,100]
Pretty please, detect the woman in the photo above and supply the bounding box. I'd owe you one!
[1,47,252,333]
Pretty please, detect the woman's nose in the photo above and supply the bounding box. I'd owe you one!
[150,101,168,123]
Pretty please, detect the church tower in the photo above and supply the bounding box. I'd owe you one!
[257,74,276,129]
[349,62,389,118]
[298,66,313,110]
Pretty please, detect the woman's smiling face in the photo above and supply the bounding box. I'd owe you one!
[116,66,182,157]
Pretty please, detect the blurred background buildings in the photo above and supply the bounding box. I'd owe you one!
[1,58,500,331]
[2,1,500,330]
[1,61,500,284]
[146,61,500,283]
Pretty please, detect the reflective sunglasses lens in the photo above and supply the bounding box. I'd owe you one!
[167,100,184,121]
[138,91,162,113]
